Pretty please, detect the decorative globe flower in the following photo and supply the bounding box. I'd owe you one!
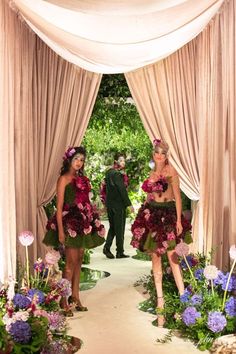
[182,307,201,326]
[18,231,34,246]
[207,311,227,333]
[9,320,32,344]
[45,250,61,266]
[203,265,219,280]
[229,245,236,260]
[175,242,190,257]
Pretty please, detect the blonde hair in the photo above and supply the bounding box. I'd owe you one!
[153,139,169,155]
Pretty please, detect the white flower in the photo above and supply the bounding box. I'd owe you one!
[45,250,61,266]
[13,311,29,322]
[18,231,34,246]
[175,242,190,257]
[203,265,219,280]
[229,245,236,260]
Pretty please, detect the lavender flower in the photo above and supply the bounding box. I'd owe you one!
[182,307,201,326]
[13,294,31,309]
[190,294,203,306]
[180,289,191,303]
[194,269,204,280]
[48,312,67,333]
[28,289,45,304]
[225,297,236,317]
[207,311,227,333]
[180,255,194,269]
[9,320,32,343]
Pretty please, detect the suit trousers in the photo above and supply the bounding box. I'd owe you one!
[105,207,126,254]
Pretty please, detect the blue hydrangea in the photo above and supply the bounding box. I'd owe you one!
[214,271,225,286]
[9,320,32,344]
[190,294,203,306]
[222,273,236,291]
[180,289,191,303]
[180,255,194,269]
[207,311,227,333]
[225,297,236,317]
[182,307,201,326]
[194,269,204,280]
[28,289,45,304]
[13,294,31,309]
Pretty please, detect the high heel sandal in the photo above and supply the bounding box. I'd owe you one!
[68,296,88,312]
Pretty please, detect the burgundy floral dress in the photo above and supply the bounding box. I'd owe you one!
[43,175,105,249]
[130,177,192,255]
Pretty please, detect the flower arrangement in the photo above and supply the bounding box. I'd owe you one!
[0,235,80,353]
[63,147,76,161]
[136,245,236,350]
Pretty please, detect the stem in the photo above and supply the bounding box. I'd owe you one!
[221,258,236,311]
[183,255,197,287]
[211,279,214,296]
[45,266,51,286]
[25,246,30,288]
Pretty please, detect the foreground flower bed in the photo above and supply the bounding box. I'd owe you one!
[136,245,236,350]
[0,232,81,353]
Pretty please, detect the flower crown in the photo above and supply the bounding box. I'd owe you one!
[153,138,169,154]
[63,147,76,161]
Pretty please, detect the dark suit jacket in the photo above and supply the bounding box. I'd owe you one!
[105,168,131,209]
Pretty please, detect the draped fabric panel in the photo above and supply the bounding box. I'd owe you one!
[12,0,223,73]
[0,0,101,278]
[126,0,236,269]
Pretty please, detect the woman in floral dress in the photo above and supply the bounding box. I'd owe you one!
[130,139,192,326]
[43,146,105,314]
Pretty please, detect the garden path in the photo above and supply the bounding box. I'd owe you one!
[68,220,208,354]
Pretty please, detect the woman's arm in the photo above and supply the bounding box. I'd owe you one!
[56,176,66,244]
[170,166,183,235]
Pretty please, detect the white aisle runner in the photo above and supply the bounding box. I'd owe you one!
[68,220,208,354]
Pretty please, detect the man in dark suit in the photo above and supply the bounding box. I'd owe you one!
[103,153,133,259]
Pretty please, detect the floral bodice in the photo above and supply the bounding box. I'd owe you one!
[142,175,169,197]
[63,175,91,209]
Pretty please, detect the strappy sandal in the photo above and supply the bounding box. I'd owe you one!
[68,296,88,311]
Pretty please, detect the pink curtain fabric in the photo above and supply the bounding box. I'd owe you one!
[1,0,101,271]
[125,0,236,269]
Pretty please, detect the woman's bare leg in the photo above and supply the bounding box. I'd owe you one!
[167,250,184,295]
[71,248,84,306]
[151,253,165,326]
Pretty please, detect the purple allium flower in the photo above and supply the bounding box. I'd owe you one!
[27,289,45,304]
[182,307,201,326]
[13,294,31,309]
[194,268,204,280]
[207,311,227,333]
[180,289,191,303]
[9,320,31,343]
[222,273,236,291]
[190,294,203,306]
[225,297,236,317]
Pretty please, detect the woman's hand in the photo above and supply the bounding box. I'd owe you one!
[176,220,183,236]
[59,231,65,244]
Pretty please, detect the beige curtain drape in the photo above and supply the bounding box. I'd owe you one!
[125,0,236,269]
[1,1,102,272]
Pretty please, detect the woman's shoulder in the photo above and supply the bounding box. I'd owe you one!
[166,164,178,177]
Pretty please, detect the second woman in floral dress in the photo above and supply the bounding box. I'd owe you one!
[130,139,192,326]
